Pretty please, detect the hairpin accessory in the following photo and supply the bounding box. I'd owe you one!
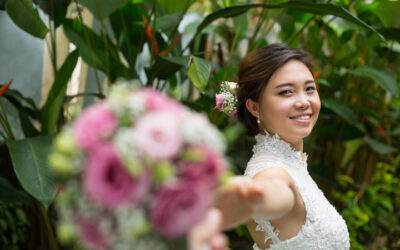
[215,81,238,118]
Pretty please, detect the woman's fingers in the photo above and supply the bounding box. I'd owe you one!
[189,209,228,250]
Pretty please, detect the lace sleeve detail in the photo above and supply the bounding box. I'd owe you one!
[244,153,287,178]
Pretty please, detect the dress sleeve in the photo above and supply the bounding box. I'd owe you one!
[244,153,287,178]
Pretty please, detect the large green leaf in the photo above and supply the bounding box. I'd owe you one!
[41,49,79,135]
[63,19,128,81]
[351,66,399,98]
[187,56,211,93]
[0,177,33,206]
[372,1,400,28]
[190,1,383,45]
[364,136,396,155]
[78,0,129,20]
[6,135,56,209]
[6,0,49,38]
[322,99,358,125]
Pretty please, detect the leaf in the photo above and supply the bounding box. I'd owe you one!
[41,49,79,135]
[145,56,188,80]
[6,0,49,39]
[341,138,363,167]
[187,56,211,93]
[18,110,39,137]
[2,88,40,120]
[6,135,56,209]
[190,1,383,46]
[364,136,396,155]
[78,0,129,20]
[378,197,393,212]
[351,66,399,98]
[321,99,358,125]
[63,19,128,81]
[0,177,33,206]
[372,1,400,28]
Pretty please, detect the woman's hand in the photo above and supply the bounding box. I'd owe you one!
[213,176,264,230]
[188,208,228,250]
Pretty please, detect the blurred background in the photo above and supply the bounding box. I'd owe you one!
[0,0,399,249]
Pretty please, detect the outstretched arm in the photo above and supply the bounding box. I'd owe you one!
[213,167,295,230]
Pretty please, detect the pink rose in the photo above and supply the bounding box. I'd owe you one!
[133,88,183,115]
[180,147,226,188]
[135,111,182,160]
[77,218,110,249]
[151,180,211,238]
[215,94,225,112]
[83,145,149,208]
[73,103,117,152]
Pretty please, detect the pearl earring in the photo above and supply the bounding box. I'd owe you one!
[257,117,260,124]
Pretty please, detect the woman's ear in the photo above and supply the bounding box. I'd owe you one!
[245,99,260,119]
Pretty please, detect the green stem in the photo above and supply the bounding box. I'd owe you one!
[36,202,59,250]
[75,1,104,96]
[289,0,334,45]
[95,0,112,81]
[150,0,157,65]
[119,10,134,78]
[288,15,315,45]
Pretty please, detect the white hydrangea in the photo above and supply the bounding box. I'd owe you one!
[113,128,139,159]
[106,84,146,123]
[115,206,149,241]
[181,110,226,153]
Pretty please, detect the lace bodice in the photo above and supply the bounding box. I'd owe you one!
[244,132,350,250]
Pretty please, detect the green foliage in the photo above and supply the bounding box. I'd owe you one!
[333,155,400,249]
[5,0,48,38]
[1,0,399,248]
[41,49,79,135]
[187,56,212,93]
[6,136,55,209]
[0,205,30,249]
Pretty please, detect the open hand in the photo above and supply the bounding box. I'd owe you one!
[213,176,264,230]
[188,208,228,250]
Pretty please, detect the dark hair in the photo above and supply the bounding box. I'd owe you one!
[237,43,312,136]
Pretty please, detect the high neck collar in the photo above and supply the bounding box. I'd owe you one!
[253,130,308,168]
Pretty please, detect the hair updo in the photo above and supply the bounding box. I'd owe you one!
[236,43,312,136]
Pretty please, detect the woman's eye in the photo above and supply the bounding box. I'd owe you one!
[279,90,292,95]
[306,86,316,92]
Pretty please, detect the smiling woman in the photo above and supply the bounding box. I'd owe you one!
[214,43,350,250]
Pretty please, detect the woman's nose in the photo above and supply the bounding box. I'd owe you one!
[295,95,310,109]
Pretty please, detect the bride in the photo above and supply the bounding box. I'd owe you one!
[214,43,350,249]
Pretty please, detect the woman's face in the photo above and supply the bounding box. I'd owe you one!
[247,59,321,144]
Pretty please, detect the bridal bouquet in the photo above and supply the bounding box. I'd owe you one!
[49,85,227,249]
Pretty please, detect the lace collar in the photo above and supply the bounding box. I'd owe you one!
[252,130,308,168]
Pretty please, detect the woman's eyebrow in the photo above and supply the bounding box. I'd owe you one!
[275,80,314,89]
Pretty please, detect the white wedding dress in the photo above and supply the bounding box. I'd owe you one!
[244,132,350,250]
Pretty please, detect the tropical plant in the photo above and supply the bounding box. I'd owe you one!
[0,0,399,249]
